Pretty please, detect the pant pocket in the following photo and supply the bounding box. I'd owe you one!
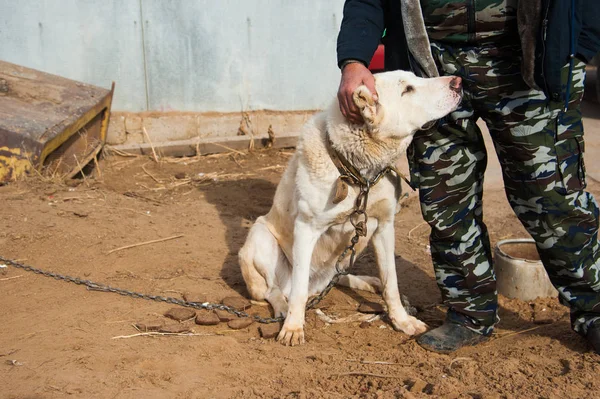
[554,111,586,195]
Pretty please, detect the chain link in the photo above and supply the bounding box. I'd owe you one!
[1,179,376,325]
[0,255,285,324]
[305,180,371,309]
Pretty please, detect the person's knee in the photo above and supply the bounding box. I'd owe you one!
[420,189,483,241]
[508,190,598,236]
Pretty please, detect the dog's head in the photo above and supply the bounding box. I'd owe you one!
[353,70,462,138]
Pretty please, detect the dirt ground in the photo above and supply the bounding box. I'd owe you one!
[1,146,600,399]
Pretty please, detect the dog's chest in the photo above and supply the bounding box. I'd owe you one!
[331,183,395,225]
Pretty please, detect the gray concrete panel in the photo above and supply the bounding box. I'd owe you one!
[142,0,345,112]
[0,1,347,113]
[0,0,147,111]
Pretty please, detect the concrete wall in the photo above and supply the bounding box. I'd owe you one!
[0,0,346,113]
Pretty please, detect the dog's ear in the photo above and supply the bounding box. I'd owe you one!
[352,86,383,127]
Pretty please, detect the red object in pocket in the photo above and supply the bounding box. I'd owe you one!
[368,44,385,73]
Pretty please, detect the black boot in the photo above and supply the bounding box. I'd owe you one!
[587,326,600,355]
[417,322,489,354]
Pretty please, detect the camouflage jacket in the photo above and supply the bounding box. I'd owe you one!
[420,0,518,43]
[337,0,600,102]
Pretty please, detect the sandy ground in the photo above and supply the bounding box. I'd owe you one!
[2,104,600,398]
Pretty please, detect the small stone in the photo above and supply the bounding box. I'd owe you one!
[337,329,354,338]
[174,172,187,180]
[359,321,371,329]
[135,320,163,332]
[533,309,560,324]
[408,378,428,393]
[559,358,572,375]
[397,387,417,399]
[159,324,191,334]
[64,179,82,187]
[259,323,281,339]
[0,78,8,94]
[358,301,385,314]
[183,293,207,303]
[214,309,238,322]
[195,311,220,326]
[5,360,23,366]
[164,307,197,321]
[228,318,254,330]
[221,296,252,310]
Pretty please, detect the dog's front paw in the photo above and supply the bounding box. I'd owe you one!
[390,315,428,336]
[276,323,305,346]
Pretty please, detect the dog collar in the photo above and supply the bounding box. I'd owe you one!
[325,134,404,204]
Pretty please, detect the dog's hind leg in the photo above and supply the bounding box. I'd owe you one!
[337,274,382,294]
[265,279,289,318]
[239,220,289,317]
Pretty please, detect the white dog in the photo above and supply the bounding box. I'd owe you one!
[239,70,462,346]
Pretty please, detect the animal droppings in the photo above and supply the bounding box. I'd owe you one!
[228,318,254,330]
[221,296,252,310]
[215,309,238,322]
[164,307,197,321]
[159,324,192,334]
[183,293,208,304]
[135,320,164,332]
[195,311,220,326]
[358,301,385,314]
[259,323,282,338]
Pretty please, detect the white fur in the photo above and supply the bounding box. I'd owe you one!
[239,70,462,346]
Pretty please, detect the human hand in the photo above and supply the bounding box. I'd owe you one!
[337,62,378,124]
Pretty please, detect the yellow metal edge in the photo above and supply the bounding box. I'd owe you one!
[37,87,115,169]
[99,83,116,143]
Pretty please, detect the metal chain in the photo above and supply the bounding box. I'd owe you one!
[0,255,284,324]
[306,181,370,309]
[0,180,374,325]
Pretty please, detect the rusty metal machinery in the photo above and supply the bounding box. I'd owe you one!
[0,60,114,183]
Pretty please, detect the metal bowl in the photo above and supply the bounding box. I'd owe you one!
[494,238,558,301]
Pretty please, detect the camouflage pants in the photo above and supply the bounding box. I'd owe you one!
[408,41,600,336]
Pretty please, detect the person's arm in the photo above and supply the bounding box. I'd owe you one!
[337,0,385,68]
[336,0,385,123]
[576,0,600,62]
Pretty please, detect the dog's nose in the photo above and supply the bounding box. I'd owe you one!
[449,76,462,93]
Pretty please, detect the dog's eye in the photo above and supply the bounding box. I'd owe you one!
[402,85,414,95]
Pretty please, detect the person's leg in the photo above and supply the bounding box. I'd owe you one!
[410,118,498,333]
[482,58,600,343]
[409,43,499,349]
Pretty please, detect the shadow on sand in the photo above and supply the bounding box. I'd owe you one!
[198,176,589,352]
